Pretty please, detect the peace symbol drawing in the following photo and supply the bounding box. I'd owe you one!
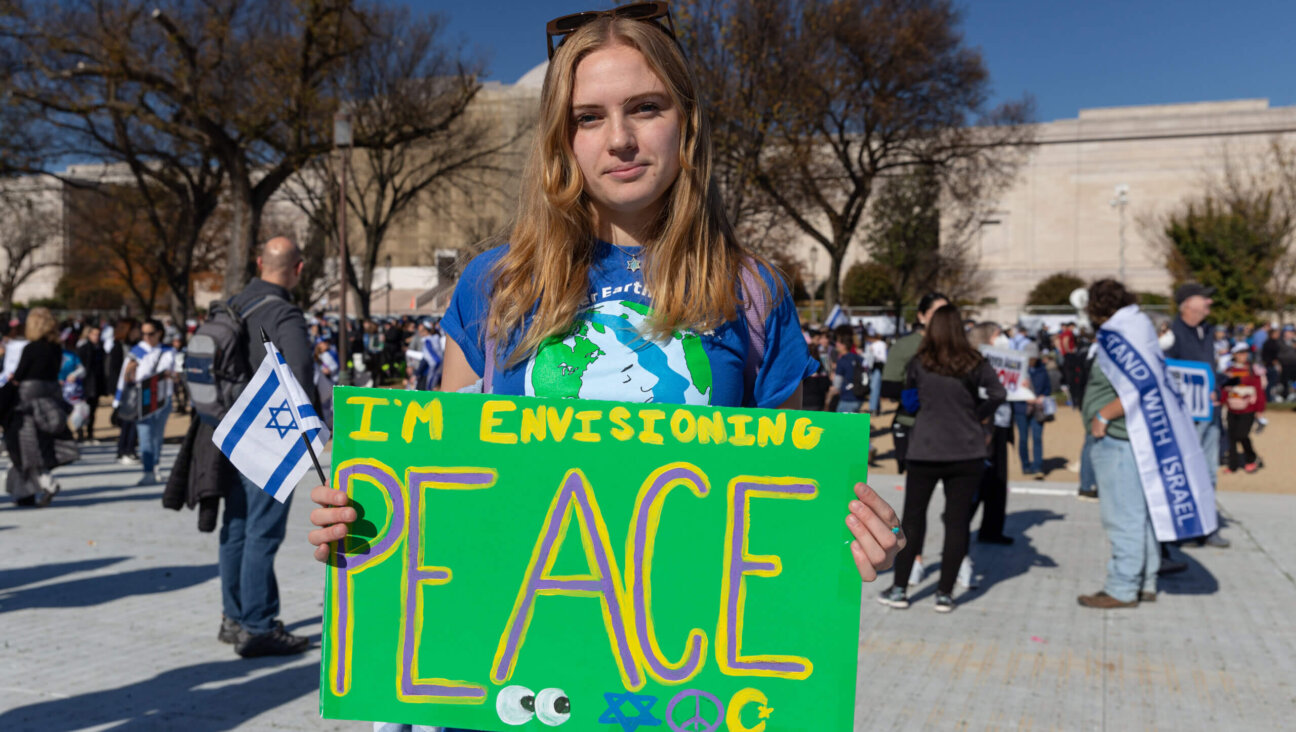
[665,689,723,732]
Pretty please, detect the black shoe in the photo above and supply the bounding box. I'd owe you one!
[1077,488,1099,502]
[236,623,309,657]
[1158,560,1188,575]
[218,614,247,645]
[977,534,1015,545]
[15,495,37,507]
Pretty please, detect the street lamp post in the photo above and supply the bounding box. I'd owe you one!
[386,254,392,317]
[1111,184,1130,283]
[335,112,353,385]
[808,247,819,323]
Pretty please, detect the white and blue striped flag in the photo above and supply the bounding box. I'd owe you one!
[212,341,329,503]
[824,303,847,329]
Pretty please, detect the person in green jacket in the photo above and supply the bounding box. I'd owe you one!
[880,292,949,473]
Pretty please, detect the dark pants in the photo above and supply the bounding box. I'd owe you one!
[890,459,983,595]
[116,417,137,458]
[977,426,1011,539]
[219,473,294,635]
[892,419,910,474]
[1226,412,1257,470]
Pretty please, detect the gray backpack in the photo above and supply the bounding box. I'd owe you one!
[184,295,281,426]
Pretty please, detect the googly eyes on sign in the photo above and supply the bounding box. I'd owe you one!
[497,685,571,726]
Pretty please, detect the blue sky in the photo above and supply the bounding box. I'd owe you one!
[402,0,1296,122]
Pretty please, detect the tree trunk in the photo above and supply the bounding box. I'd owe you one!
[824,244,845,315]
[224,172,252,298]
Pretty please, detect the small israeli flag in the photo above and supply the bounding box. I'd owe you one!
[824,303,847,329]
[212,341,330,502]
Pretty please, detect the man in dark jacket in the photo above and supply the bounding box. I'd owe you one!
[218,236,319,657]
[1164,282,1229,548]
[75,325,107,442]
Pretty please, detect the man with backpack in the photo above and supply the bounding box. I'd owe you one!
[195,236,318,658]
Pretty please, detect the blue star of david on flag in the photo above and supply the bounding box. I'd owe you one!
[265,399,298,438]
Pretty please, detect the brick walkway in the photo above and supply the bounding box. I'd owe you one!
[2,443,1293,730]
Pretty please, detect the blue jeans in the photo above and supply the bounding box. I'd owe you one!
[220,472,294,635]
[135,400,171,473]
[1194,418,1220,489]
[1092,436,1159,602]
[837,395,862,413]
[1014,411,1043,473]
[1079,431,1096,492]
[869,366,883,414]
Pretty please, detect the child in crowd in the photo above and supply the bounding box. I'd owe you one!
[1223,343,1266,473]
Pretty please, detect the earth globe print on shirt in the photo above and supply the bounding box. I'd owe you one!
[524,300,713,404]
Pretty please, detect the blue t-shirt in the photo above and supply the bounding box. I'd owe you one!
[441,242,817,408]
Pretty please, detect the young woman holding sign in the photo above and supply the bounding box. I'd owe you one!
[308,10,903,730]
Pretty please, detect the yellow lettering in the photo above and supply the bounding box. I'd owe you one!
[728,415,756,447]
[346,396,390,442]
[696,411,728,445]
[401,399,443,444]
[756,413,786,447]
[638,409,666,445]
[609,406,634,441]
[670,409,697,443]
[547,406,575,442]
[791,417,823,450]
[520,407,547,444]
[480,401,518,444]
[574,410,603,442]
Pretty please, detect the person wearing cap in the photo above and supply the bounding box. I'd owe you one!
[1165,282,1229,548]
[1222,343,1266,473]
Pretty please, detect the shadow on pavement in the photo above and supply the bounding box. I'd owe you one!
[1159,546,1220,595]
[0,556,131,592]
[0,564,217,612]
[46,490,166,509]
[0,655,318,732]
[910,509,1066,606]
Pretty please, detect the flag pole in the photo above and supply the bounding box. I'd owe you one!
[261,327,329,487]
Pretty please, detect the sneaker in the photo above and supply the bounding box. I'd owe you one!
[136,470,159,486]
[1256,417,1267,434]
[1138,591,1157,602]
[117,455,141,466]
[1077,591,1137,609]
[957,556,977,589]
[1198,531,1230,548]
[933,592,955,613]
[1077,487,1099,502]
[1244,462,1258,474]
[876,586,910,609]
[907,558,924,587]
[235,623,310,657]
[36,482,60,507]
[218,614,248,645]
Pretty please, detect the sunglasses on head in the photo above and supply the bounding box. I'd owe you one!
[546,1,676,60]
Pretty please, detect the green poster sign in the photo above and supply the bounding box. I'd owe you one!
[321,386,870,732]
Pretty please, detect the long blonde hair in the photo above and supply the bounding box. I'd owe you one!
[486,16,771,366]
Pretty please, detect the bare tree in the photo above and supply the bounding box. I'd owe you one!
[283,7,527,319]
[680,0,1033,310]
[0,194,59,311]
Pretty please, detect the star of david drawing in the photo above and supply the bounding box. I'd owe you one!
[599,691,662,732]
[265,399,298,438]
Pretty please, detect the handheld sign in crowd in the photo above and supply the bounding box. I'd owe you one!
[978,346,1034,401]
[1165,359,1216,422]
[321,387,871,732]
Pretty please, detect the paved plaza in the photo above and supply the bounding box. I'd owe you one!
[2,443,1294,730]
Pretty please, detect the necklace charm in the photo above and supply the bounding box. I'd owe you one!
[626,255,641,273]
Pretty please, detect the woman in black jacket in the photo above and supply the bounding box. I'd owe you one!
[5,308,67,506]
[75,324,107,442]
[878,305,1007,612]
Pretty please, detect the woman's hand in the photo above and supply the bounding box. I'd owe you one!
[308,484,356,563]
[845,482,905,582]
